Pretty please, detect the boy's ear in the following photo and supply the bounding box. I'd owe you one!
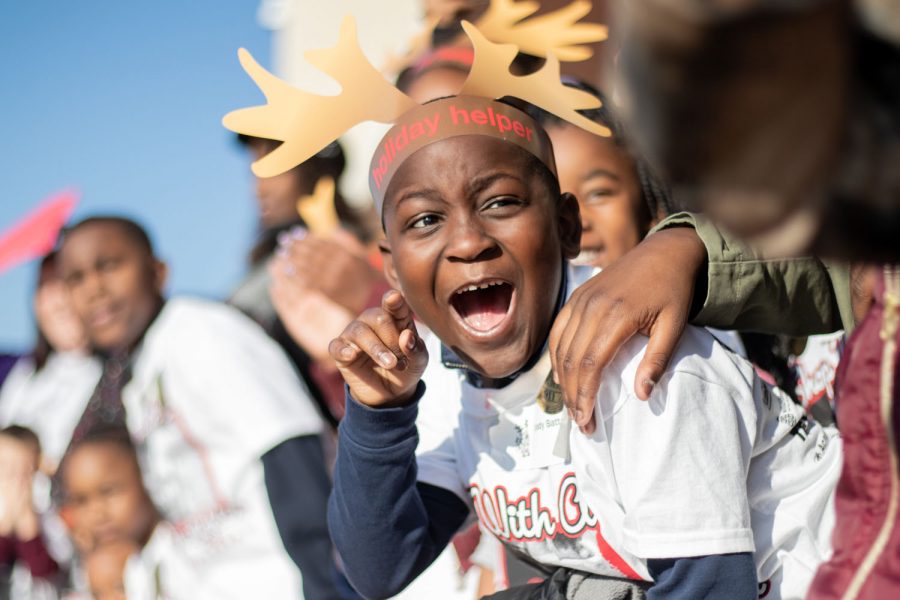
[558,192,582,260]
[152,259,169,294]
[378,240,402,290]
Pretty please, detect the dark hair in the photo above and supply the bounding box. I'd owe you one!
[61,216,155,257]
[61,426,136,485]
[527,79,677,223]
[237,135,347,184]
[395,47,473,94]
[32,252,57,372]
[0,425,41,455]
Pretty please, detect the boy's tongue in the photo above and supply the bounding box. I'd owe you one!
[453,284,511,332]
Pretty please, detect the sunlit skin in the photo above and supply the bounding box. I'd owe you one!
[58,223,166,354]
[62,443,157,550]
[247,140,313,229]
[547,123,650,270]
[381,135,580,379]
[84,539,137,600]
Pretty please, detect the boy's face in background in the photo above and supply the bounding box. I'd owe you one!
[63,442,157,550]
[247,139,310,230]
[548,123,647,270]
[382,135,580,378]
[59,223,165,354]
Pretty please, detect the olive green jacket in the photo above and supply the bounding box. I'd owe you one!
[654,212,853,335]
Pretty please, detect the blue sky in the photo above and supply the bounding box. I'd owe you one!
[0,2,270,351]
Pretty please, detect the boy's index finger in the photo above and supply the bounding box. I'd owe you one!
[381,289,415,331]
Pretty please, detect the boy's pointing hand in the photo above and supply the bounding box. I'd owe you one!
[329,289,428,408]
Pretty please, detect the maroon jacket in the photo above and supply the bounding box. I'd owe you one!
[809,269,900,599]
[0,534,58,579]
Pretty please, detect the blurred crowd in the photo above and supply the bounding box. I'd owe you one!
[0,1,898,599]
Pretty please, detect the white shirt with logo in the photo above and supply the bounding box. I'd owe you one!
[123,298,325,600]
[415,305,840,600]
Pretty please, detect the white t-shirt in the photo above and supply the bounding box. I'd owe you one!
[0,351,102,572]
[122,297,325,600]
[415,288,840,600]
[0,352,101,469]
[790,332,844,412]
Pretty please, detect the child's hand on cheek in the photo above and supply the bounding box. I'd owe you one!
[329,290,428,408]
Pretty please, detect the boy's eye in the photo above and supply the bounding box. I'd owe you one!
[409,214,440,229]
[97,257,121,272]
[483,196,522,211]
[64,271,84,287]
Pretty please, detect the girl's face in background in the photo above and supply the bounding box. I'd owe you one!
[34,262,88,354]
[548,123,650,270]
[63,443,157,550]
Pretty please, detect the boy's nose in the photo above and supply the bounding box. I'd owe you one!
[81,270,107,300]
[445,219,498,262]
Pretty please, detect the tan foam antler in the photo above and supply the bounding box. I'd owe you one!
[459,21,610,137]
[223,15,417,178]
[476,0,607,62]
[296,176,339,236]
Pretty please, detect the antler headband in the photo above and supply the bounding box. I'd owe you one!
[223,2,609,207]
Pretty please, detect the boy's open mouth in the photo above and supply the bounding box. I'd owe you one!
[449,279,514,334]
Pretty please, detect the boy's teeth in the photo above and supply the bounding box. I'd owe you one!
[457,282,501,294]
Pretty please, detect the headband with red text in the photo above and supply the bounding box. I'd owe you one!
[369,96,554,208]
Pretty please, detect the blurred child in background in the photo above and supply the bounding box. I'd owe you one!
[0,253,101,473]
[234,136,385,426]
[0,425,59,597]
[61,430,156,599]
[57,216,339,600]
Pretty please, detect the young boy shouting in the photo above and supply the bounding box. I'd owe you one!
[325,97,841,600]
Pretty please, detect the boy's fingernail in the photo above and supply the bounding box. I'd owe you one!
[340,347,355,360]
[406,333,416,350]
[291,226,308,240]
[277,231,291,247]
[378,352,394,366]
[574,409,584,423]
[643,378,657,393]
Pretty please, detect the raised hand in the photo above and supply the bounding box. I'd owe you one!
[329,290,428,408]
[550,227,706,433]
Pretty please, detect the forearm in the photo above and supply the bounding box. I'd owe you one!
[328,384,468,599]
[263,435,342,600]
[653,212,851,334]
[648,553,757,600]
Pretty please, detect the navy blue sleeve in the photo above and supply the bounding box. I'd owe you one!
[328,383,470,600]
[647,553,757,600]
[262,435,343,600]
